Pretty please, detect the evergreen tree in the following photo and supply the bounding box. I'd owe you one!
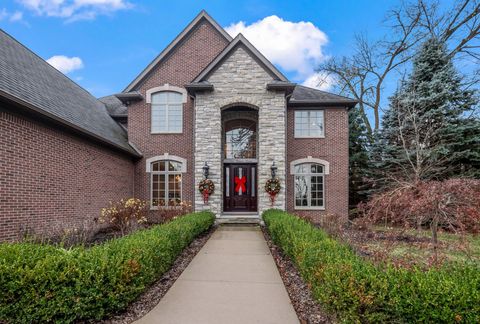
[348,106,371,206]
[369,87,414,190]
[377,38,479,182]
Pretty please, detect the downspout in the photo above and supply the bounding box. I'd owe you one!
[284,93,292,211]
[190,93,196,212]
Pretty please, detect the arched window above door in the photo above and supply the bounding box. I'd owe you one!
[224,119,257,159]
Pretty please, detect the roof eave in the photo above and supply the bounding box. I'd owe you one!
[288,99,358,108]
[0,89,142,158]
[266,82,296,92]
[185,82,214,94]
[114,92,143,104]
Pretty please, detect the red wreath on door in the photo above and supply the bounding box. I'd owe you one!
[234,176,246,193]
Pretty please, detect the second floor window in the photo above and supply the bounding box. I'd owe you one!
[294,110,324,138]
[151,91,183,133]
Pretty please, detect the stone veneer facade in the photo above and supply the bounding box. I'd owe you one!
[194,46,286,216]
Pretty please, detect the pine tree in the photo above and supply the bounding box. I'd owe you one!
[370,87,411,186]
[378,38,479,182]
[348,106,371,206]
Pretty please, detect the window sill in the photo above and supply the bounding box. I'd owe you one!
[294,136,325,139]
[150,206,183,211]
[294,207,326,211]
[151,131,183,135]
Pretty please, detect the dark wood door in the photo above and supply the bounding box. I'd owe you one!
[224,164,257,212]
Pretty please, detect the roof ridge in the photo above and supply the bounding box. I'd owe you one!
[123,10,232,92]
[0,28,99,102]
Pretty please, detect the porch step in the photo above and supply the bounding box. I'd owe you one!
[216,215,263,225]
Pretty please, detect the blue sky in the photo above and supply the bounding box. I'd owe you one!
[0,0,462,115]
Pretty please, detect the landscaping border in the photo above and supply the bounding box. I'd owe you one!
[261,226,333,324]
[263,209,480,323]
[100,225,216,323]
[0,211,215,323]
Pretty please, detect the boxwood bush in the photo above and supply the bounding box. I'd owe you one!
[263,209,480,323]
[0,211,215,323]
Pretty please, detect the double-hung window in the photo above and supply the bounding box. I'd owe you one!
[294,110,324,138]
[293,163,325,209]
[151,91,183,133]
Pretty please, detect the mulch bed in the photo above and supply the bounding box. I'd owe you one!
[261,227,334,324]
[98,226,216,324]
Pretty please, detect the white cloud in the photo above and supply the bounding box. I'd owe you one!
[17,0,132,21]
[302,72,335,91]
[0,8,24,22]
[10,11,23,21]
[46,55,84,74]
[0,8,8,20]
[225,15,329,85]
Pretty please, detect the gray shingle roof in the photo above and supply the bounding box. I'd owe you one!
[0,29,139,156]
[99,95,128,117]
[290,85,357,107]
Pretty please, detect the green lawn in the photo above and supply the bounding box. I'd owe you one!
[360,227,480,266]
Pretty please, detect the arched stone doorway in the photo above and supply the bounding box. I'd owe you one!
[222,106,258,212]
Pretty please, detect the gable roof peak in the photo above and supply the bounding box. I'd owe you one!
[124,10,232,92]
[193,31,289,83]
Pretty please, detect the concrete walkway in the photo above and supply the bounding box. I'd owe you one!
[136,225,299,324]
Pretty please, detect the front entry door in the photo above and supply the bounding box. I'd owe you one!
[224,164,257,212]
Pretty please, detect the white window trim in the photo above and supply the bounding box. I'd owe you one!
[146,154,187,172]
[294,110,325,138]
[146,154,187,210]
[146,84,187,103]
[291,157,329,210]
[290,157,330,175]
[148,84,186,134]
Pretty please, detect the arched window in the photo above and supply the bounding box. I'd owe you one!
[224,119,257,159]
[151,91,183,133]
[147,155,186,208]
[293,162,325,209]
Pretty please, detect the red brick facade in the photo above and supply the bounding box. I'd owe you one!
[0,110,134,241]
[286,107,349,222]
[0,13,352,241]
[128,19,229,205]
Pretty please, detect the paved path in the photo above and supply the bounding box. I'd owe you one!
[136,225,299,324]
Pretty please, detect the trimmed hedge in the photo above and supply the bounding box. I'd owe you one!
[263,209,480,323]
[0,211,215,323]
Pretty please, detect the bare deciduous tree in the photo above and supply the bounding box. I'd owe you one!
[318,0,480,136]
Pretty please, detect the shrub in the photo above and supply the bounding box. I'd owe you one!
[263,209,480,323]
[19,220,98,248]
[0,211,215,323]
[358,179,480,233]
[99,198,149,235]
[357,179,480,258]
[147,200,193,225]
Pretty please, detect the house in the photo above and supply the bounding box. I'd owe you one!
[0,11,356,241]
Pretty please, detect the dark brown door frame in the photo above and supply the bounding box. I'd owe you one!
[223,163,258,212]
